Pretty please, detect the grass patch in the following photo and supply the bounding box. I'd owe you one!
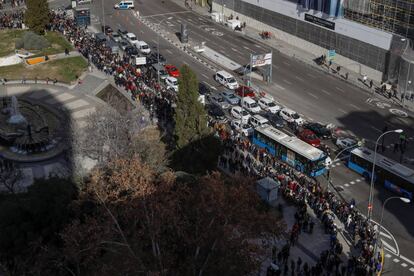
[0,56,88,83]
[0,29,26,57]
[0,30,73,57]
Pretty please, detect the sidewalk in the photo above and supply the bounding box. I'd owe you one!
[169,0,414,113]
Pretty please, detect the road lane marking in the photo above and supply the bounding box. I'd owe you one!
[282,79,292,85]
[202,73,208,79]
[382,240,398,254]
[231,47,239,53]
[393,258,400,263]
[283,61,291,66]
[243,46,250,50]
[370,125,381,132]
[166,49,173,54]
[379,232,392,239]
[336,87,345,92]
[338,108,347,114]
[400,255,414,267]
[254,44,263,48]
[344,183,350,187]
[349,103,361,110]
[152,39,157,44]
[321,89,330,95]
[307,92,319,99]
[401,263,408,267]
[307,73,316,78]
[210,86,217,90]
[410,267,414,272]
[295,76,304,81]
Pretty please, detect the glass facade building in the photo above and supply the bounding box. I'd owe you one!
[343,0,414,39]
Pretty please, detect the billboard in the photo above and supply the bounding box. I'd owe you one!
[251,53,272,67]
[135,56,146,65]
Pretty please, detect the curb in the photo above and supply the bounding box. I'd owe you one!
[378,246,385,276]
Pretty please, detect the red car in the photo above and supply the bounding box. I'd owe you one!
[235,85,255,97]
[298,129,321,147]
[164,64,180,78]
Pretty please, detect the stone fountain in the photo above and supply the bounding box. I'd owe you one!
[0,95,66,161]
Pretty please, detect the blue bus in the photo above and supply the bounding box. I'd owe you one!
[252,125,327,177]
[348,147,414,200]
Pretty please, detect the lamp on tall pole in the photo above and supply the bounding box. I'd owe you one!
[367,129,403,220]
[101,0,105,34]
[156,17,173,84]
[375,196,410,253]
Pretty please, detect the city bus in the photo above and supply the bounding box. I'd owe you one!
[252,125,327,177]
[348,147,414,200]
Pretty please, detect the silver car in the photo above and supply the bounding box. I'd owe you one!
[220,91,240,105]
[210,94,230,109]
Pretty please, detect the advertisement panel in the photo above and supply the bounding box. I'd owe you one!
[135,56,146,65]
[251,53,272,67]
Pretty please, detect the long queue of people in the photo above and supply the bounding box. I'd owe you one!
[1,9,382,276]
[219,133,382,276]
[0,9,23,28]
[46,10,177,123]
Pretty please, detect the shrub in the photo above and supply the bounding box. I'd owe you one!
[15,31,50,50]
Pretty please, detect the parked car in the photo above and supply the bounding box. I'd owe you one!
[165,76,179,92]
[207,104,227,122]
[164,64,180,78]
[125,45,138,56]
[110,32,121,43]
[336,137,358,149]
[230,106,251,124]
[263,113,286,128]
[101,25,113,34]
[304,122,331,139]
[148,53,166,64]
[298,129,321,147]
[235,85,255,98]
[117,28,128,38]
[210,94,230,109]
[118,39,129,51]
[214,70,239,90]
[231,120,254,136]
[220,91,240,105]
[258,97,281,113]
[199,82,211,96]
[125,32,138,45]
[279,108,304,125]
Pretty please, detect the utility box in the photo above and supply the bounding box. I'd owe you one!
[180,23,188,43]
[256,177,280,204]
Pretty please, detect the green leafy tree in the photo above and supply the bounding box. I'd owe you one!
[24,0,50,35]
[174,64,209,148]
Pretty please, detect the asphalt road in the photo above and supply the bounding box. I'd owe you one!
[49,0,414,273]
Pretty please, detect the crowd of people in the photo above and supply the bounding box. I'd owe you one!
[47,10,177,123]
[1,7,383,276]
[219,135,382,275]
[0,9,23,28]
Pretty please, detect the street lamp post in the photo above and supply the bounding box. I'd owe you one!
[156,17,173,84]
[375,196,410,254]
[101,0,105,34]
[367,129,403,220]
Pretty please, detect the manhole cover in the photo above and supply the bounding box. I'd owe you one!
[389,108,408,118]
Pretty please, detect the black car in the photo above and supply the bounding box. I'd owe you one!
[117,28,128,38]
[125,45,138,56]
[263,113,285,128]
[304,122,331,139]
[102,25,113,34]
[207,104,226,121]
[198,82,211,96]
[148,53,166,64]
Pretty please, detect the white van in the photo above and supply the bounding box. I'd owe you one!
[214,70,239,90]
[241,97,261,113]
[136,41,151,54]
[114,0,134,9]
[125,32,138,45]
[249,114,269,128]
